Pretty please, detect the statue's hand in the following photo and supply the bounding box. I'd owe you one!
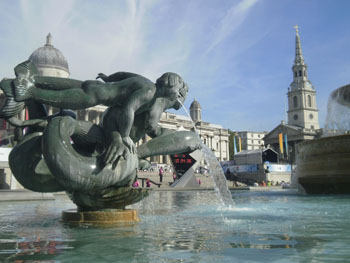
[122,136,136,154]
[96,73,108,82]
[103,132,128,167]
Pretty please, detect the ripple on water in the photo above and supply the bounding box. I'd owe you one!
[1,191,350,262]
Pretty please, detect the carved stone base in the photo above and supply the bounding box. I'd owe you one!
[62,209,140,226]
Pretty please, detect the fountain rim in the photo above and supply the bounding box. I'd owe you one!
[298,133,350,146]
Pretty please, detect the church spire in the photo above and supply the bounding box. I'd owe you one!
[294,25,304,65]
[287,26,319,130]
[291,25,309,84]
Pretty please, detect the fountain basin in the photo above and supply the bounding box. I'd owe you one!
[296,134,350,194]
[62,208,140,226]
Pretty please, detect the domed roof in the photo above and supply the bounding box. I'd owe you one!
[29,33,69,73]
[190,99,201,109]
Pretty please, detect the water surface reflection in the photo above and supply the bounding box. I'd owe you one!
[0,190,350,262]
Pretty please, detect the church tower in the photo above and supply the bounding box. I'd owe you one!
[287,26,319,130]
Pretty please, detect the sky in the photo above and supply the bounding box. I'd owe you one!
[0,0,349,132]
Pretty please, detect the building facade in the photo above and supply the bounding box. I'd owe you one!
[236,131,267,151]
[146,111,230,164]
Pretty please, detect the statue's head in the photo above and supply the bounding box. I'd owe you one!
[156,72,188,110]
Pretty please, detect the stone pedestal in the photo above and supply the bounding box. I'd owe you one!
[62,209,140,226]
[296,134,350,194]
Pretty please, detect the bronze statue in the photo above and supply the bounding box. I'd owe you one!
[1,60,201,211]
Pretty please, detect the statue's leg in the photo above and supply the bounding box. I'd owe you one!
[29,84,97,109]
[17,77,97,110]
[9,132,65,192]
[137,130,202,159]
[11,61,97,109]
[42,116,138,193]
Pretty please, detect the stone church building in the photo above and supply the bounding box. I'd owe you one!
[264,26,321,163]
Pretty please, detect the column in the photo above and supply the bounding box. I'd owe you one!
[84,110,89,121]
[48,106,53,116]
[96,112,100,124]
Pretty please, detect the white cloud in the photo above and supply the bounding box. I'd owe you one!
[205,0,258,54]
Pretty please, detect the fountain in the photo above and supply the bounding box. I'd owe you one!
[2,64,350,262]
[296,84,350,194]
[174,100,234,206]
[0,60,205,224]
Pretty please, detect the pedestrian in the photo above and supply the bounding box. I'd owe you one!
[172,172,177,182]
[132,180,140,188]
[159,166,164,183]
[146,178,151,188]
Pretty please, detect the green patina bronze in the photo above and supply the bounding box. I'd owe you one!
[1,60,201,210]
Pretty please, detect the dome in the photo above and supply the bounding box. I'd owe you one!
[190,99,201,109]
[29,33,69,76]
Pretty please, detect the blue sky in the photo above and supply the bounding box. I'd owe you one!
[0,0,349,132]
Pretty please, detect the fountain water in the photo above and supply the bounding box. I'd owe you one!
[3,189,350,262]
[177,99,234,206]
[324,92,350,136]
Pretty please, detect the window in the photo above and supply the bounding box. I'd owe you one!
[298,70,302,77]
[293,96,298,108]
[293,114,298,120]
[294,72,297,77]
[309,113,313,120]
[308,95,312,107]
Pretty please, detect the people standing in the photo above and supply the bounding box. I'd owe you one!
[172,171,177,182]
[132,180,140,188]
[159,166,164,183]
